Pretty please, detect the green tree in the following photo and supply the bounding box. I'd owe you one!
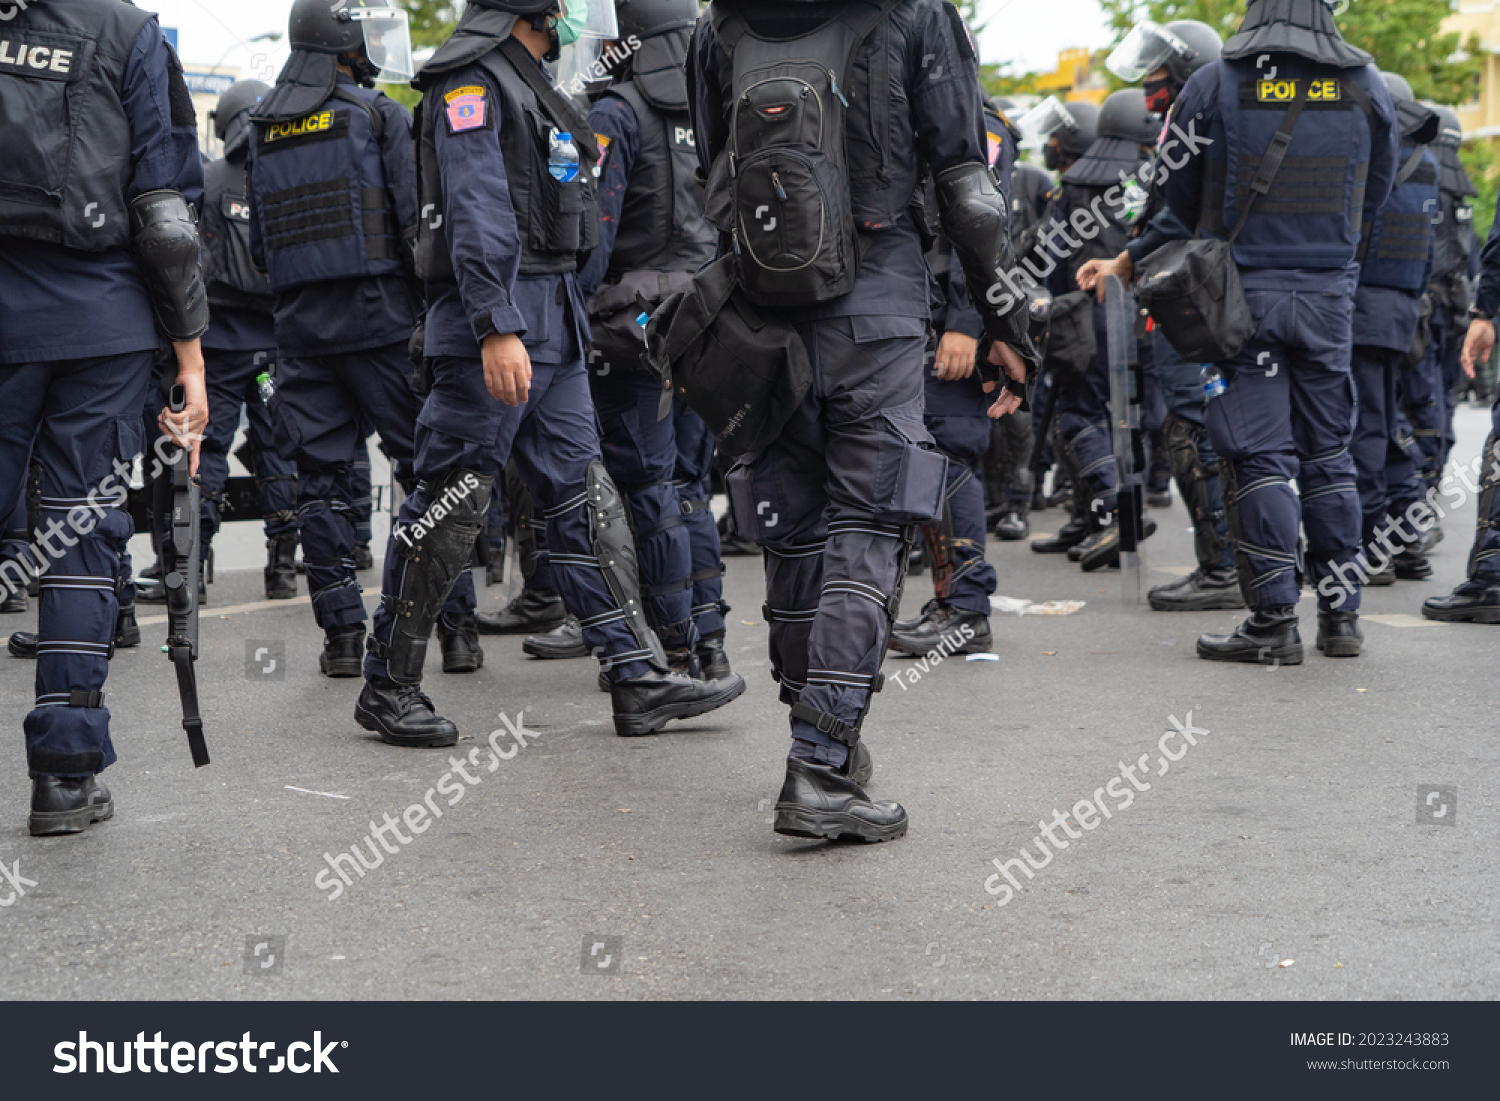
[1461,139,1500,241]
[1095,0,1482,105]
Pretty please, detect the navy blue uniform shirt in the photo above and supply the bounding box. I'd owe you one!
[579,94,642,299]
[0,20,202,363]
[421,59,588,363]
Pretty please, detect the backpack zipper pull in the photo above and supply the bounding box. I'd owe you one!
[829,70,848,107]
[772,171,786,201]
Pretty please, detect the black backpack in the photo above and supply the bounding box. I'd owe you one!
[710,0,901,307]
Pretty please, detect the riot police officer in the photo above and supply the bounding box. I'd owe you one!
[1348,73,1440,591]
[1422,205,1500,623]
[690,0,1036,841]
[891,93,1019,656]
[1159,0,1398,663]
[1033,89,1160,572]
[191,80,302,602]
[1420,106,1481,496]
[356,0,745,746]
[0,0,208,834]
[578,0,733,680]
[1082,18,1242,613]
[247,0,475,678]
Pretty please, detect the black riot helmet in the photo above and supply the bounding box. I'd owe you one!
[615,0,698,40]
[287,0,414,84]
[1107,19,1221,87]
[1160,20,1222,85]
[1432,104,1464,150]
[1098,88,1159,146]
[210,80,270,142]
[1381,71,1415,104]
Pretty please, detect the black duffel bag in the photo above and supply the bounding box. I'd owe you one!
[1135,79,1312,364]
[644,254,812,458]
[587,270,696,378]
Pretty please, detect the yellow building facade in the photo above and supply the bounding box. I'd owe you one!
[1445,1,1500,138]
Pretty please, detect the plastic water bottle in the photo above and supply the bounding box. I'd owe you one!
[1201,365,1226,401]
[256,372,276,405]
[548,129,579,184]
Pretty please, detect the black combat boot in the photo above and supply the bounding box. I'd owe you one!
[114,603,140,649]
[889,604,992,656]
[1422,580,1500,623]
[1031,514,1089,554]
[355,677,459,748]
[0,586,25,614]
[477,587,567,634]
[994,510,1030,541]
[320,624,366,678]
[1077,517,1157,572]
[264,535,298,600]
[773,751,907,843]
[1315,611,1363,657]
[522,614,587,659]
[8,631,36,659]
[1148,567,1245,612]
[696,633,732,680]
[610,668,746,737]
[1196,607,1303,665]
[437,613,483,673]
[1392,546,1433,580]
[29,775,114,836]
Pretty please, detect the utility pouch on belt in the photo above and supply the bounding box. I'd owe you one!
[644,254,812,458]
[587,269,696,394]
[1135,79,1313,363]
[1044,289,1096,382]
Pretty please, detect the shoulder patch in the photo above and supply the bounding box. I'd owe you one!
[595,132,612,169]
[444,84,488,133]
[943,2,976,63]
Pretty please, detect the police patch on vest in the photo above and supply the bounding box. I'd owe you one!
[0,39,82,82]
[1256,78,1341,103]
[671,126,695,150]
[444,85,488,133]
[258,110,348,152]
[986,130,1004,168]
[221,193,251,223]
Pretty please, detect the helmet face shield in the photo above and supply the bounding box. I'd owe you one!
[561,0,619,43]
[349,7,414,83]
[1106,22,1188,84]
[556,37,612,95]
[1017,96,1077,151]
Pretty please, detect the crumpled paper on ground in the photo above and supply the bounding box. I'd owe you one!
[990,595,1086,616]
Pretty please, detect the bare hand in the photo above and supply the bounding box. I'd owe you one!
[159,340,208,476]
[1078,251,1133,302]
[933,331,979,382]
[1462,318,1493,380]
[981,341,1028,418]
[483,332,532,406]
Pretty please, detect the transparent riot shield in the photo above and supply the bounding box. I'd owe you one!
[1104,274,1145,606]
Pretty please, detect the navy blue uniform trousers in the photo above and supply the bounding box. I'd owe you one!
[0,352,153,778]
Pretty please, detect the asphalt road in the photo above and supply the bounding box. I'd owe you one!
[0,405,1494,1001]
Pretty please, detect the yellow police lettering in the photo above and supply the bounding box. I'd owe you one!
[266,110,335,143]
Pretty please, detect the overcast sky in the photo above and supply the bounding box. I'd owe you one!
[148,0,1120,82]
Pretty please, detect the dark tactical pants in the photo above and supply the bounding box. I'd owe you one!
[591,365,698,652]
[0,352,153,778]
[201,347,297,547]
[727,316,946,763]
[1352,344,1424,553]
[1055,303,1118,524]
[925,372,999,616]
[1205,268,1362,614]
[673,399,728,640]
[364,347,652,684]
[1467,401,1500,584]
[1399,324,1447,491]
[271,343,467,630]
[1154,330,1234,571]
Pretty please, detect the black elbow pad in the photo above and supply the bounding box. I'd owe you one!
[129,189,209,342]
[935,162,1039,371]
